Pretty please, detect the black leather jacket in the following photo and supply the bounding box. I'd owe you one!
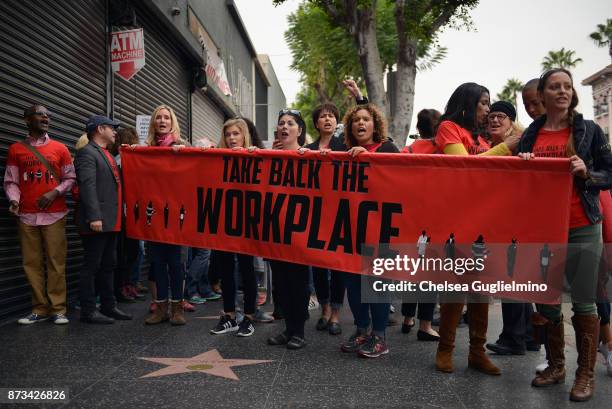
[518,113,612,224]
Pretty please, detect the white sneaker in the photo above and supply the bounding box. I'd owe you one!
[308,297,319,311]
[17,313,49,325]
[535,362,548,374]
[52,314,69,325]
[598,342,609,358]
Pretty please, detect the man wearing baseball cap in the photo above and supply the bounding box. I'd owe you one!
[75,115,132,324]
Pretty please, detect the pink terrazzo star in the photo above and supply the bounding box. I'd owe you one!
[139,349,273,380]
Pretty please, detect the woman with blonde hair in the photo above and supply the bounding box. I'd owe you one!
[144,105,189,326]
[209,118,260,337]
[145,105,187,147]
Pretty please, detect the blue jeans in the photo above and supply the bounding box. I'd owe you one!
[130,240,144,284]
[344,273,389,334]
[150,243,183,301]
[185,248,214,298]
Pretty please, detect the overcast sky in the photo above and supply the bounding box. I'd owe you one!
[235,0,611,139]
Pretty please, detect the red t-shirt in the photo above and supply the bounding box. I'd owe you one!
[363,142,382,152]
[100,148,122,232]
[532,128,592,229]
[402,139,439,154]
[7,140,72,213]
[434,120,490,155]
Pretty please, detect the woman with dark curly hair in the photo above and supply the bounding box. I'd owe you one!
[339,103,399,358]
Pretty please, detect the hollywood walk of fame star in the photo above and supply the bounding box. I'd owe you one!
[139,349,273,380]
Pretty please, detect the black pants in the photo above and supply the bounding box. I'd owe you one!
[497,302,536,349]
[114,230,140,292]
[80,233,117,315]
[401,302,435,321]
[312,267,345,308]
[270,260,310,338]
[211,250,257,315]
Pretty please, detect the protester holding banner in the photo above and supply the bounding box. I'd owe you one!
[144,105,189,326]
[209,118,259,337]
[339,103,398,358]
[266,109,311,350]
[400,110,443,340]
[518,68,612,402]
[484,101,540,357]
[434,83,504,376]
[305,103,347,335]
[401,109,441,154]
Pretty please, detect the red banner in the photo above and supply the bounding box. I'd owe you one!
[121,147,572,279]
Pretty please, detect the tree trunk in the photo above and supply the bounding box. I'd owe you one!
[390,0,417,148]
[350,3,388,117]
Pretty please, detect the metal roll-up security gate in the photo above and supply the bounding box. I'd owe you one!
[191,90,224,146]
[0,0,107,323]
[113,5,191,139]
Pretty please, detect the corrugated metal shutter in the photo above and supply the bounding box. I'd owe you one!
[191,90,224,145]
[113,5,191,141]
[0,0,107,323]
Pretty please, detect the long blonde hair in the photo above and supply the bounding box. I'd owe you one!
[219,118,252,148]
[146,105,186,146]
[75,133,89,150]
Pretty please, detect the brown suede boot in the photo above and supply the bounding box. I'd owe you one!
[467,303,501,375]
[435,303,464,373]
[532,318,565,387]
[569,315,599,402]
[145,301,169,325]
[170,301,186,326]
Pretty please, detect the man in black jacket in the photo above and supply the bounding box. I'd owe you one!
[75,115,132,324]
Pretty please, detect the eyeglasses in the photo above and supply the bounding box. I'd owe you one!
[279,108,302,118]
[488,113,508,122]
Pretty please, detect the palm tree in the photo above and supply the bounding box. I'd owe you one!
[590,19,612,62]
[541,48,583,72]
[496,78,524,119]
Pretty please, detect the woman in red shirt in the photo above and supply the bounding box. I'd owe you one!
[434,83,518,377]
[518,68,612,401]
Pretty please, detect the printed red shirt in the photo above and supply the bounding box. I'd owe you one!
[435,120,490,155]
[532,128,592,229]
[6,140,72,213]
[402,139,439,154]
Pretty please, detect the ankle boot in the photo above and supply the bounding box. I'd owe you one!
[145,301,169,325]
[570,315,599,402]
[467,303,501,375]
[436,303,464,373]
[532,317,565,386]
[170,301,186,326]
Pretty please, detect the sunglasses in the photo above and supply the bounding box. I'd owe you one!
[279,108,302,118]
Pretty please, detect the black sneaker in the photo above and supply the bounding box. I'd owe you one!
[358,335,389,358]
[210,315,238,335]
[236,317,255,337]
[340,332,370,353]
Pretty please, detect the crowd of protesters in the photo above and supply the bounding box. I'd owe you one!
[4,70,612,403]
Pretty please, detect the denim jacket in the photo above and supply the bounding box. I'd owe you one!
[518,113,612,224]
